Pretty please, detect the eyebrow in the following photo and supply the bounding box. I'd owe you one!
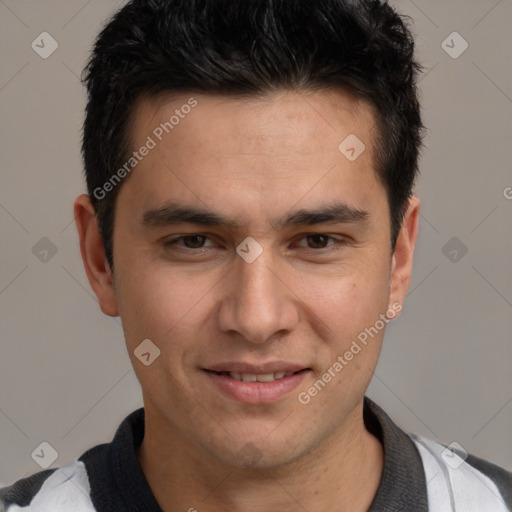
[142,201,369,231]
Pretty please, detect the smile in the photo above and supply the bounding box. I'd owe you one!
[210,370,299,382]
[203,368,311,404]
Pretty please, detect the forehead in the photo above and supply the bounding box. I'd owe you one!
[118,88,385,226]
[131,87,377,160]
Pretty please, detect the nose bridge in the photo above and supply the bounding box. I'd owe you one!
[219,243,298,344]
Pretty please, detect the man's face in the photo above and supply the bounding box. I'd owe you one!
[106,89,410,468]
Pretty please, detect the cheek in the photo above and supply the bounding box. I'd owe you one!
[300,264,391,338]
[295,261,391,394]
[296,275,389,415]
[115,258,217,353]
[115,264,213,399]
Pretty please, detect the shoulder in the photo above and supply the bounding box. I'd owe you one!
[0,408,145,512]
[409,433,512,511]
[0,460,96,511]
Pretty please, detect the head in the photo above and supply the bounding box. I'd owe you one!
[76,0,423,469]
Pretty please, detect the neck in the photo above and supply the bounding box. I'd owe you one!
[138,400,383,512]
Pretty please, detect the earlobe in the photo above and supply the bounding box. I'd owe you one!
[74,194,119,317]
[388,195,420,314]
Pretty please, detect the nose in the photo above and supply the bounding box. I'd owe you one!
[216,246,300,345]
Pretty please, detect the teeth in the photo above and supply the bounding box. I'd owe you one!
[228,371,296,382]
[256,373,275,382]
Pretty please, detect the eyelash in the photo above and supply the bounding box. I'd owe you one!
[163,233,346,253]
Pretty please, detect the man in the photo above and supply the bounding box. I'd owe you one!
[1,0,511,510]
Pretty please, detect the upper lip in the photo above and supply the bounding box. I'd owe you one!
[205,361,309,374]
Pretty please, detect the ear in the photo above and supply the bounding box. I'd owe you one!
[388,195,420,315]
[74,194,119,317]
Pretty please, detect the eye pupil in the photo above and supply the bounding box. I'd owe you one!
[308,234,328,248]
[184,235,206,248]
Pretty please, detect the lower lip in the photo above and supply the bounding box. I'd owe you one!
[203,370,310,405]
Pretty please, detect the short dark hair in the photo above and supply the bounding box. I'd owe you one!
[81,0,424,270]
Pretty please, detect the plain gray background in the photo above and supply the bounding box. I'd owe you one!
[1,0,511,485]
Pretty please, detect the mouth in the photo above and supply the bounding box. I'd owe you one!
[202,365,311,404]
[204,368,309,382]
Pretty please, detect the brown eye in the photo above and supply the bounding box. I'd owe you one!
[164,234,214,250]
[293,234,348,255]
[305,234,330,249]
[295,234,339,250]
[181,235,207,248]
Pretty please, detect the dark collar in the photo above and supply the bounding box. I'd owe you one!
[80,397,428,511]
[364,396,428,511]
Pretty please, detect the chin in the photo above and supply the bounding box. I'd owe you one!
[201,429,314,472]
